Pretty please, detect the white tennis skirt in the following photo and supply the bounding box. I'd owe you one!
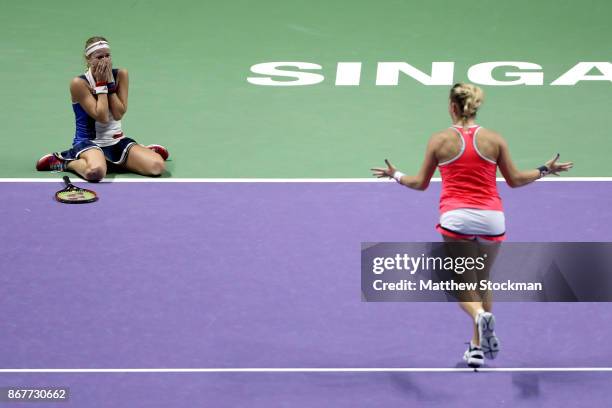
[439,208,506,236]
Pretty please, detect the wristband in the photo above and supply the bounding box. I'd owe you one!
[107,82,117,94]
[94,85,108,95]
[392,171,405,182]
[537,165,550,178]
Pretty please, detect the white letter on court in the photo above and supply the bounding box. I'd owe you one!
[335,62,362,86]
[468,61,543,85]
[551,62,612,85]
[376,62,454,85]
[247,62,324,86]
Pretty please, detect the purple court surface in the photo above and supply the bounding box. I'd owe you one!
[1,181,612,407]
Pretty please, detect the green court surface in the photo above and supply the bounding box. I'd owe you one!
[0,0,610,178]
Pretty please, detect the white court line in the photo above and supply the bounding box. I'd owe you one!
[1,177,612,183]
[1,367,611,373]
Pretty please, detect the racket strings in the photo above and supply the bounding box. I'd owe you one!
[56,186,97,203]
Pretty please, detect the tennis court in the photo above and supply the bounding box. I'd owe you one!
[1,1,611,406]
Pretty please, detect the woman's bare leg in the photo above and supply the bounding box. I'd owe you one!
[122,144,165,176]
[476,240,501,312]
[65,148,107,181]
[443,235,484,345]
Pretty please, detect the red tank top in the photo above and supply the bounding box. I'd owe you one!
[438,125,503,214]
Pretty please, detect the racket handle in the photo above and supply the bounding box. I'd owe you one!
[63,176,72,187]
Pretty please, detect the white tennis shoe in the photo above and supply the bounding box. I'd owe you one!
[476,311,500,359]
[463,343,484,368]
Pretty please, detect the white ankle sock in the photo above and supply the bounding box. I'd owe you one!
[474,308,485,324]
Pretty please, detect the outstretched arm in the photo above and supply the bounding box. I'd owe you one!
[371,135,439,191]
[497,136,573,188]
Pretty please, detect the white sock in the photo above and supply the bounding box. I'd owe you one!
[474,308,485,324]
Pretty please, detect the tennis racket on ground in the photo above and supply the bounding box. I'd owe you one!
[55,176,98,204]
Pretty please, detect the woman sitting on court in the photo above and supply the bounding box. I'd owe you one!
[372,83,573,367]
[36,36,169,181]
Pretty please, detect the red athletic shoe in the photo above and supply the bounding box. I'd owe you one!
[147,144,169,161]
[36,153,65,171]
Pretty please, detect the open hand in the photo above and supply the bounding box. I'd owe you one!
[92,59,111,83]
[545,154,574,176]
[105,57,114,83]
[371,159,397,178]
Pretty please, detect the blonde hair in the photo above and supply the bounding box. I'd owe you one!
[450,83,484,120]
[83,36,108,68]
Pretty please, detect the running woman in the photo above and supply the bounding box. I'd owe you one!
[36,36,169,181]
[371,83,573,367]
